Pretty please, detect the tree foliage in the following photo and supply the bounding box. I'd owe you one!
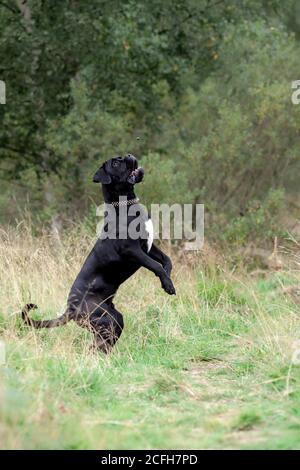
[0,1,299,243]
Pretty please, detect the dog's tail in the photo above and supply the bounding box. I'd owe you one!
[21,303,71,329]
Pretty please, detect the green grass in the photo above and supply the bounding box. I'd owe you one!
[1,227,300,449]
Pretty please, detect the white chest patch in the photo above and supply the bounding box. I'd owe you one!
[145,218,154,252]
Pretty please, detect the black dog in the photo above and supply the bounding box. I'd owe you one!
[22,154,176,353]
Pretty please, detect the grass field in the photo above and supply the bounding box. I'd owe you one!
[1,225,300,449]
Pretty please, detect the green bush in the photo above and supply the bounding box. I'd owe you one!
[2,15,300,247]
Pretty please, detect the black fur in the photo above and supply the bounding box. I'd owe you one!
[21,154,175,353]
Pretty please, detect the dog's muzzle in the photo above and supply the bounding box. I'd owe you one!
[127,167,144,184]
[125,154,138,170]
[125,154,144,184]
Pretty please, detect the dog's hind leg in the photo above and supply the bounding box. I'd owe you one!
[89,304,124,354]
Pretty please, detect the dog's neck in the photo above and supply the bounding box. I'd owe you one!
[101,185,137,204]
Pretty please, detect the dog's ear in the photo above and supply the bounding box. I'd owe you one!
[93,164,111,184]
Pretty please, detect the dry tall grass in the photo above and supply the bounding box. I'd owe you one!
[1,224,300,449]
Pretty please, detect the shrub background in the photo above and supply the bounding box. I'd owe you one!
[1,1,300,244]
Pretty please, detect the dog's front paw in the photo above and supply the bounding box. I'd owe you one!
[161,276,176,295]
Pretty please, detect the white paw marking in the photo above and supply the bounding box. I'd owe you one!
[145,218,153,252]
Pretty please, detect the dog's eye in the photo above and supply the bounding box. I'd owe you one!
[112,160,120,168]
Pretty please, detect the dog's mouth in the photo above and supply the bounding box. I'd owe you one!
[124,154,144,184]
[127,167,144,184]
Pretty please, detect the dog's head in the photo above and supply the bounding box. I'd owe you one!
[93,154,144,187]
